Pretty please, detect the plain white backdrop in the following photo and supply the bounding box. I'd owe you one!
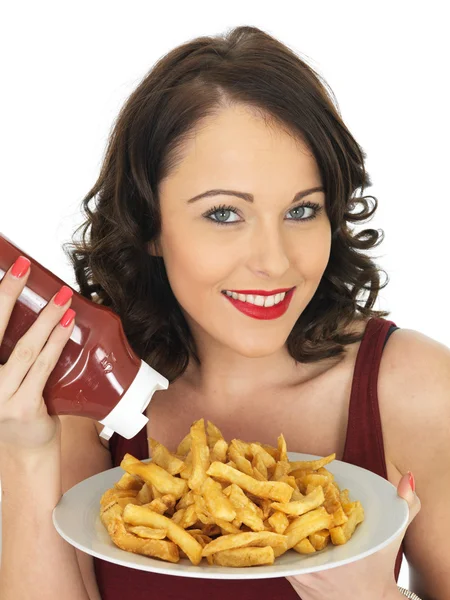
[1,0,449,591]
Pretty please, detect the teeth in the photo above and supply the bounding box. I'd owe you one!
[264,295,275,307]
[224,291,287,306]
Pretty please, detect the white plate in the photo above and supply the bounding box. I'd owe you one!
[53,452,408,580]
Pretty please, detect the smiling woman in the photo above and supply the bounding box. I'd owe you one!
[9,23,444,600]
[62,31,387,381]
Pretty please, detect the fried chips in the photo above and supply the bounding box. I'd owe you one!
[99,419,364,567]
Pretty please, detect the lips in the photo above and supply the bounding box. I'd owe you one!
[222,288,295,320]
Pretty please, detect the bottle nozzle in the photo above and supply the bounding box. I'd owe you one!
[97,361,168,440]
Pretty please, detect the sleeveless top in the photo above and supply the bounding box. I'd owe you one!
[94,317,403,599]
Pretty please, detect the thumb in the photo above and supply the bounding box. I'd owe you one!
[397,471,421,524]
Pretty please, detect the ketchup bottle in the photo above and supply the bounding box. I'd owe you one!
[0,233,169,440]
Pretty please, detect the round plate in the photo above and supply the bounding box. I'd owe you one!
[52,452,408,579]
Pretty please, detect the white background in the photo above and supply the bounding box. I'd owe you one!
[1,0,449,590]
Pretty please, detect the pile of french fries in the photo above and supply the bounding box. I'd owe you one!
[99,419,364,567]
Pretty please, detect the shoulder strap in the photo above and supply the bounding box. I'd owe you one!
[342,317,398,478]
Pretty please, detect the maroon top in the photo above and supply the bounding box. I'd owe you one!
[94,317,404,599]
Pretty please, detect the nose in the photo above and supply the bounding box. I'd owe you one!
[246,219,290,279]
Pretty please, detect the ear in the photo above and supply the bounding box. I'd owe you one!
[146,239,163,258]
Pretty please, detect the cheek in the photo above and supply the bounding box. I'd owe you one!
[159,222,233,299]
[289,227,332,278]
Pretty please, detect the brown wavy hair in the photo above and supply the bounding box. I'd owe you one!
[63,25,389,383]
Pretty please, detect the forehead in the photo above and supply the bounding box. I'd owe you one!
[160,106,321,194]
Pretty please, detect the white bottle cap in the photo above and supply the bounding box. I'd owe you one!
[98,360,168,440]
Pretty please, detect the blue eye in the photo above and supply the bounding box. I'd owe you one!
[202,202,323,226]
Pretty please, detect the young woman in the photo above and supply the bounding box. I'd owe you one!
[0,26,447,600]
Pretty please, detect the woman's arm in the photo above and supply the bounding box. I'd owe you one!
[0,434,92,600]
[379,328,450,600]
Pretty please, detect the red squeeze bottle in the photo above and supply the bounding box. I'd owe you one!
[0,232,169,440]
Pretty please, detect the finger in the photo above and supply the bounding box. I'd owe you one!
[17,308,76,402]
[0,286,74,397]
[0,257,32,345]
[397,471,421,524]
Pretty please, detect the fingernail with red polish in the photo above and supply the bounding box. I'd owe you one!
[11,256,31,278]
[60,308,76,327]
[407,471,415,492]
[54,285,73,306]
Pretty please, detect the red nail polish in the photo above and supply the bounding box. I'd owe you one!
[60,308,76,328]
[408,471,415,492]
[54,285,73,307]
[11,256,31,278]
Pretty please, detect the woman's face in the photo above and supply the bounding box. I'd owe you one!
[149,105,331,359]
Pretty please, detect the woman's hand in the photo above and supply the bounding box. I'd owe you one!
[0,257,76,453]
[285,472,421,600]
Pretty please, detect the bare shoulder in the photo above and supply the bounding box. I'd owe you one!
[378,328,450,598]
[378,327,450,466]
[378,327,450,441]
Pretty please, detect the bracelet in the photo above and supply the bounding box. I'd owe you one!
[397,585,422,599]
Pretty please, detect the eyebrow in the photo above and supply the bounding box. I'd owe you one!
[186,186,325,204]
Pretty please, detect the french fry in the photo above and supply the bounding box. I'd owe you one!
[231,439,251,456]
[228,442,254,477]
[114,472,144,491]
[202,531,288,557]
[268,511,290,534]
[297,473,330,489]
[212,546,275,567]
[277,435,288,462]
[114,497,142,510]
[293,538,316,554]
[177,504,198,529]
[207,421,225,449]
[223,485,266,533]
[149,438,185,475]
[179,451,193,481]
[176,489,195,510]
[122,504,203,565]
[255,497,273,520]
[217,519,242,534]
[330,501,364,545]
[143,498,171,515]
[177,432,191,456]
[100,488,138,511]
[123,460,188,500]
[257,442,279,460]
[271,461,291,481]
[224,484,264,517]
[309,529,330,551]
[188,419,210,492]
[250,443,277,468]
[206,462,293,503]
[201,477,237,522]
[136,483,153,504]
[126,526,167,540]
[270,486,325,516]
[151,484,163,499]
[252,453,268,480]
[285,506,334,549]
[289,453,336,472]
[210,439,228,462]
[102,502,179,563]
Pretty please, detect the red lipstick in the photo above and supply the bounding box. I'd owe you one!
[221,288,295,320]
